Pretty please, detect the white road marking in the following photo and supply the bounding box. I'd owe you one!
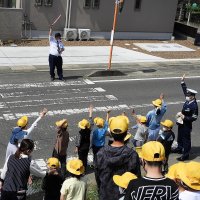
[69,136,76,142]
[1,95,117,108]
[84,79,95,85]
[94,87,106,92]
[0,79,94,90]
[93,76,200,83]
[105,95,118,100]
[1,100,197,121]
[0,87,106,98]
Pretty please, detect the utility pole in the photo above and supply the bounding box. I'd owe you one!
[108,0,119,70]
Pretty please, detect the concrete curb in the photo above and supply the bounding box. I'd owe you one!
[0,59,200,74]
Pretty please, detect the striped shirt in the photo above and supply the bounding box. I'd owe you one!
[2,154,31,192]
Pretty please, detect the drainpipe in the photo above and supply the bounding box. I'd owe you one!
[68,0,72,28]
[65,0,70,28]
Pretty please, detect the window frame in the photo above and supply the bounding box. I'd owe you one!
[135,0,142,10]
[92,0,100,9]
[83,0,92,9]
[35,0,42,7]
[44,0,53,7]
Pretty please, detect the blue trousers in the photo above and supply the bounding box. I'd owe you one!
[48,54,63,79]
[177,124,192,157]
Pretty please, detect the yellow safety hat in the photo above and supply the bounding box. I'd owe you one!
[66,159,85,175]
[47,157,60,168]
[113,172,137,189]
[124,133,132,141]
[179,161,200,190]
[55,119,68,128]
[139,116,147,123]
[166,162,186,180]
[109,115,129,134]
[152,99,162,107]
[140,141,165,161]
[119,115,130,125]
[17,116,28,127]
[161,119,174,128]
[135,147,142,158]
[94,117,104,128]
[78,119,90,129]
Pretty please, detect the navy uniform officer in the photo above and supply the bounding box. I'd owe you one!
[49,25,65,81]
[174,74,198,161]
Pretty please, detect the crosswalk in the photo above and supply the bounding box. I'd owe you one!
[0,78,190,121]
[0,79,120,121]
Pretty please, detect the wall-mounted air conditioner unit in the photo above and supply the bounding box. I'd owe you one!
[78,29,91,41]
[64,28,78,41]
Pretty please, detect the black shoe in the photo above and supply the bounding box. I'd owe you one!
[176,155,189,161]
[51,77,55,81]
[171,148,182,154]
[59,78,65,81]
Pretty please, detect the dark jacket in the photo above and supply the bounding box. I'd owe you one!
[96,145,141,200]
[75,128,91,151]
[42,173,63,200]
[181,82,198,128]
[157,130,175,158]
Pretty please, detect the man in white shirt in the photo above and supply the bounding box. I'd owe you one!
[49,25,65,81]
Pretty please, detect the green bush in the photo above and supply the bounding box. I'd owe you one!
[86,184,99,200]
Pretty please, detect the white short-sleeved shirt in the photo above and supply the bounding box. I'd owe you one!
[179,190,200,200]
[60,177,86,200]
[49,36,64,56]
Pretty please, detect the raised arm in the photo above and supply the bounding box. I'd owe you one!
[25,108,48,137]
[132,109,140,124]
[49,25,53,37]
[181,74,187,96]
[106,110,111,121]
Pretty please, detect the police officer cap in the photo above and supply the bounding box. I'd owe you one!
[186,88,198,96]
[55,32,61,38]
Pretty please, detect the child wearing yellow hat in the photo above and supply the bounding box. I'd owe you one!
[124,141,179,200]
[60,159,86,200]
[42,157,63,200]
[52,119,69,179]
[146,93,167,141]
[92,110,111,162]
[113,172,137,200]
[96,115,141,200]
[157,119,175,173]
[131,111,148,147]
[75,105,93,171]
[5,108,47,160]
[167,161,200,200]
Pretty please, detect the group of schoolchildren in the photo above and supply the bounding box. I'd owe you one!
[0,78,200,200]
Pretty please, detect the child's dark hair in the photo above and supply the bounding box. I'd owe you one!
[145,161,163,167]
[15,139,34,159]
[111,131,127,142]
[68,172,82,180]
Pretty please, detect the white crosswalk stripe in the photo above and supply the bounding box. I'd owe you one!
[0,87,105,98]
[0,79,93,90]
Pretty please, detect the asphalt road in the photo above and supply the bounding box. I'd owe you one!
[0,71,199,168]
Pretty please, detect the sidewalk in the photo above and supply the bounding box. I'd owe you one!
[0,45,200,73]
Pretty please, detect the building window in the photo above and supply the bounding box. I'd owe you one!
[84,0,91,8]
[35,0,42,6]
[92,0,100,9]
[0,0,4,7]
[44,0,53,6]
[135,0,142,10]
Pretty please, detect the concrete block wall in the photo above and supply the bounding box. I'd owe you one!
[0,8,23,40]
